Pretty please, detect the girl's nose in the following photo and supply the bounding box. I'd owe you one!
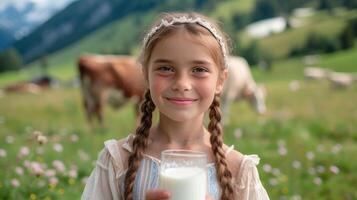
[171,73,192,91]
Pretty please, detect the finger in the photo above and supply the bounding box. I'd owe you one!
[206,195,213,200]
[146,189,171,200]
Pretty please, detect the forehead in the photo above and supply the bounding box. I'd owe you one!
[149,30,216,65]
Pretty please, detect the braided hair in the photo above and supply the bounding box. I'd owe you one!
[209,94,234,199]
[124,90,155,200]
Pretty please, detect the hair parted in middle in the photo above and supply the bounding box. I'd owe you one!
[124,12,234,200]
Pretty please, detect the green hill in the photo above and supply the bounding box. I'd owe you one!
[256,9,357,59]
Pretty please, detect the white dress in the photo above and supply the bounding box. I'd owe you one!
[81,134,270,200]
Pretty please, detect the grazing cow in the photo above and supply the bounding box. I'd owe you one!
[328,72,354,89]
[30,75,57,88]
[304,67,331,80]
[3,75,56,94]
[4,82,41,94]
[221,56,267,122]
[78,54,146,125]
[289,80,301,92]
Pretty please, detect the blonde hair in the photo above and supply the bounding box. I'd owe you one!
[124,12,234,200]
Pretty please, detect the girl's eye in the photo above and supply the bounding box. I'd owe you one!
[192,67,209,74]
[156,66,174,74]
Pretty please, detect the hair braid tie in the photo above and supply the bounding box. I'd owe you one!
[208,95,234,200]
[124,90,155,200]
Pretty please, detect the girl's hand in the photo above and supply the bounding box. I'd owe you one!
[146,189,213,200]
[145,189,170,200]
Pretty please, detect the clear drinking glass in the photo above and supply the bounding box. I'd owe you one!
[159,149,207,200]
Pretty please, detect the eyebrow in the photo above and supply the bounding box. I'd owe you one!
[191,60,212,66]
[153,58,213,65]
[153,59,173,64]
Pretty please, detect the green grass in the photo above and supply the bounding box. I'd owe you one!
[0,70,31,87]
[1,47,357,199]
[0,88,137,199]
[250,43,357,84]
[319,46,357,72]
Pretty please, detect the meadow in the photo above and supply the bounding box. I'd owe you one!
[0,46,357,200]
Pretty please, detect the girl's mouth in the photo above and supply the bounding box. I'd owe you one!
[165,97,198,105]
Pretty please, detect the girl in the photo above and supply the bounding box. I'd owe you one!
[82,12,270,200]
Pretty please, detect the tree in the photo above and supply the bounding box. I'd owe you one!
[318,0,335,13]
[232,13,250,31]
[339,23,355,50]
[342,0,357,9]
[237,40,262,66]
[0,48,23,73]
[251,0,278,22]
[39,54,49,76]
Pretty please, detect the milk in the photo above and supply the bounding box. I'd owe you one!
[160,167,207,200]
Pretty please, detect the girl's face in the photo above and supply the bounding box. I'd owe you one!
[146,30,227,122]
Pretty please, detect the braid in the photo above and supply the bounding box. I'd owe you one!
[124,90,156,200]
[208,95,234,200]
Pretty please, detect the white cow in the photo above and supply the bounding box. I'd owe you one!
[221,56,267,122]
[304,67,331,80]
[328,72,354,88]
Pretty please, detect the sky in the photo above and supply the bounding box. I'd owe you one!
[0,0,75,12]
[0,0,76,23]
[0,0,77,39]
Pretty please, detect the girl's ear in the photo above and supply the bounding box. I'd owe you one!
[215,69,228,94]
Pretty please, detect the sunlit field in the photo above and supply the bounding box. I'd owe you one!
[0,50,357,199]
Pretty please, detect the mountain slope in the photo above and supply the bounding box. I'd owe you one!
[0,2,36,50]
[13,0,164,63]
[0,27,13,50]
[12,0,226,64]
[48,11,157,66]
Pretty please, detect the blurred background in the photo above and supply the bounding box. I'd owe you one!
[0,0,357,199]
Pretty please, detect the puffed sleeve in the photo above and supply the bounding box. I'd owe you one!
[234,155,270,200]
[81,140,124,200]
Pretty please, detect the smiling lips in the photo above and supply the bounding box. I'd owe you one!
[165,97,198,105]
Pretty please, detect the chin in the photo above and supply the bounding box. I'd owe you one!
[160,110,201,122]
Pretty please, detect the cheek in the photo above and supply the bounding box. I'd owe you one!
[196,80,217,100]
[149,75,167,94]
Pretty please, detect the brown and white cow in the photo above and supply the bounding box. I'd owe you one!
[77,54,146,125]
[4,82,41,94]
[221,56,267,122]
[3,75,56,94]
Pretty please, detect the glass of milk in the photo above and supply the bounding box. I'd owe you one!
[159,149,207,200]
